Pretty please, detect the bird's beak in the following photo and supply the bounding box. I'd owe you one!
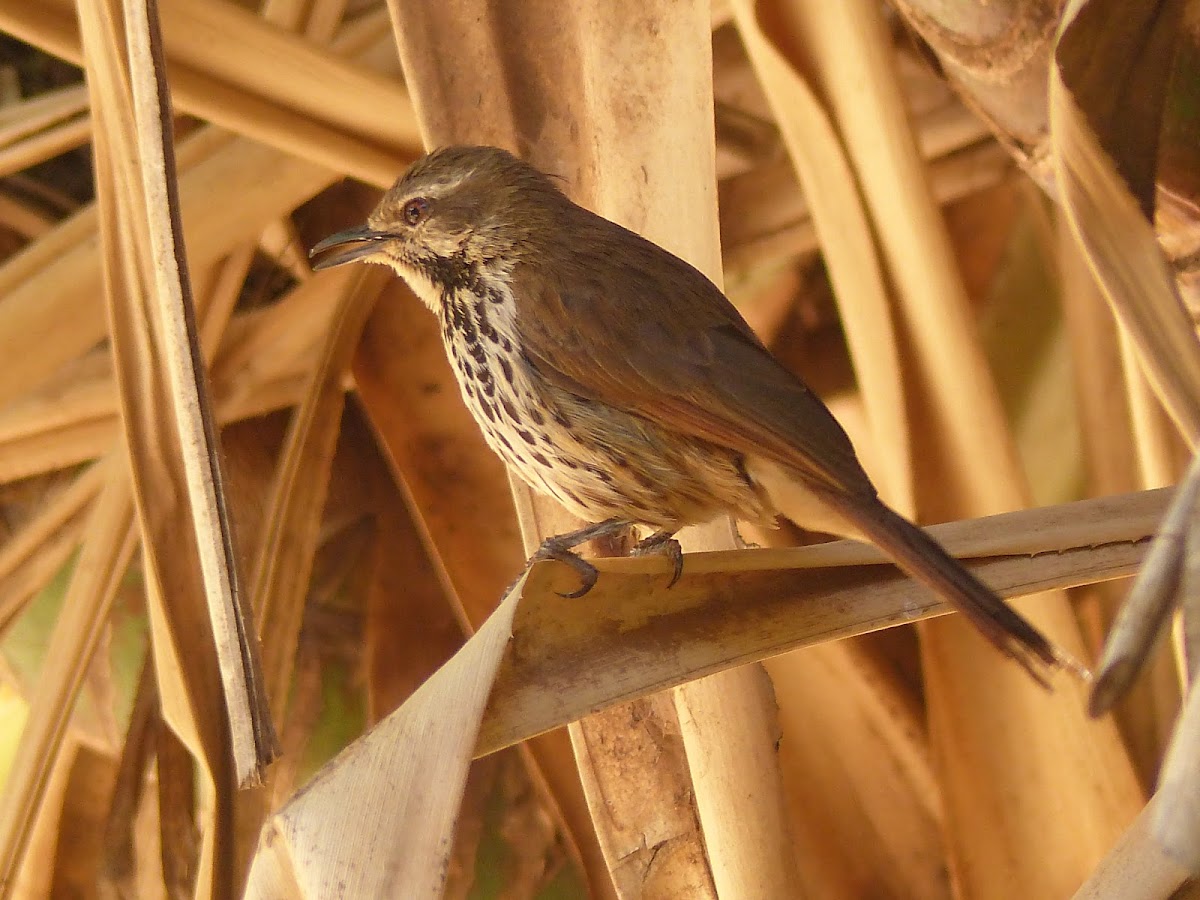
[309,226,392,270]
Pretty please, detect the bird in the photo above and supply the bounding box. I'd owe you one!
[310,144,1070,683]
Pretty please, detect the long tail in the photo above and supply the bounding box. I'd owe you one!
[822,492,1068,685]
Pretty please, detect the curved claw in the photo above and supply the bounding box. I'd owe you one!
[532,537,600,598]
[665,542,683,588]
[632,532,684,588]
[557,564,598,599]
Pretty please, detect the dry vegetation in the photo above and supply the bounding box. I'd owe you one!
[0,0,1198,897]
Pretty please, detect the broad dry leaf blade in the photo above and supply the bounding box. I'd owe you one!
[479,489,1165,756]
[244,580,521,899]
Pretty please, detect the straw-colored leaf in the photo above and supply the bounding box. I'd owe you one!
[480,489,1163,753]
[121,0,276,783]
[1091,453,1200,714]
[1074,794,1193,898]
[0,127,335,412]
[244,582,521,899]
[0,0,416,186]
[1050,0,1200,445]
[251,266,385,720]
[0,467,137,890]
[0,462,104,631]
[5,0,1200,893]
[241,486,1159,895]
[729,0,913,509]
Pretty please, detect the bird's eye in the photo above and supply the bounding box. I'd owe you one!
[402,197,430,225]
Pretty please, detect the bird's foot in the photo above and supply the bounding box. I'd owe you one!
[529,518,633,598]
[531,540,599,598]
[631,530,683,587]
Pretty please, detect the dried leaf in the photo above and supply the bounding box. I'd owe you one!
[1091,453,1200,714]
[122,0,277,782]
[1051,0,1200,443]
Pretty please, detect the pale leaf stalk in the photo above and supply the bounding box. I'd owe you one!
[0,124,335,414]
[1154,672,1200,869]
[1092,448,1195,715]
[1073,795,1191,899]
[1119,324,1187,489]
[774,2,1143,894]
[0,115,91,180]
[0,83,86,142]
[0,287,331,485]
[1184,488,1200,687]
[123,0,277,782]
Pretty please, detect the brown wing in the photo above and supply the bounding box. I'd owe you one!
[512,213,876,499]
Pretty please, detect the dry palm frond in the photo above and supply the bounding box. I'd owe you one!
[2,0,1200,895]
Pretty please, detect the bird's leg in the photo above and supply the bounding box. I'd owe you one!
[530,517,634,598]
[631,530,684,587]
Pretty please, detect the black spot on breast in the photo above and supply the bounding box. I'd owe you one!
[497,433,513,451]
[479,401,496,423]
[488,287,505,304]
[585,464,614,484]
[501,336,513,353]
[557,456,579,470]
[500,396,519,420]
[516,429,537,446]
[463,382,474,399]
[527,407,545,427]
[531,451,549,466]
[469,342,487,364]
[499,356,514,385]
[481,377,496,398]
[449,298,466,331]
[552,409,571,429]
[474,299,499,343]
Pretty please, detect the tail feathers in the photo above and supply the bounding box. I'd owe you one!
[826,493,1068,685]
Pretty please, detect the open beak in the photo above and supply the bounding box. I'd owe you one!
[309,226,392,270]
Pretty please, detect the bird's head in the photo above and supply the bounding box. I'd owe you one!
[309,145,567,308]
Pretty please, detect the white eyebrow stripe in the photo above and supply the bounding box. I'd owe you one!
[404,170,473,200]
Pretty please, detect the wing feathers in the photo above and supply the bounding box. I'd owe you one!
[512,223,875,497]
